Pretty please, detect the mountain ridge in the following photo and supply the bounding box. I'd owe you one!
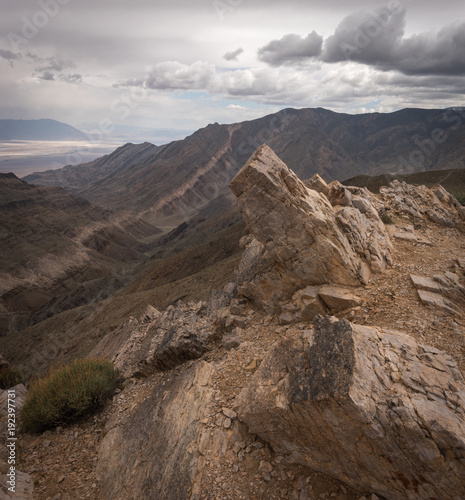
[0,118,86,141]
[23,107,465,224]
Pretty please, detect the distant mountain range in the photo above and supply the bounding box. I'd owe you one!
[24,107,465,224]
[0,119,87,141]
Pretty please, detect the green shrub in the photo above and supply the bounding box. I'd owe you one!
[20,359,118,433]
[0,367,23,389]
[449,189,465,206]
[378,209,393,225]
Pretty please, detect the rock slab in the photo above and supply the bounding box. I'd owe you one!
[97,362,214,500]
[237,316,465,500]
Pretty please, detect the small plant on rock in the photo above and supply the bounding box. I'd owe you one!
[450,189,465,206]
[378,208,393,225]
[20,359,118,433]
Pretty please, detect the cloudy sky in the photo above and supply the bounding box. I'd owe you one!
[1,0,464,132]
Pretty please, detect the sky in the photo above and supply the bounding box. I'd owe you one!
[1,0,465,133]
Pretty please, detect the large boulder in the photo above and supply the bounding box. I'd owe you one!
[230,145,392,312]
[236,316,465,500]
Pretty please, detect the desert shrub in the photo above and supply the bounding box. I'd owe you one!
[0,367,23,389]
[450,189,465,206]
[378,208,393,225]
[20,359,118,433]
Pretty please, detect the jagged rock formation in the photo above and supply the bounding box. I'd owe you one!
[236,316,465,500]
[378,180,465,231]
[23,108,465,223]
[230,145,392,312]
[90,289,238,379]
[14,143,465,499]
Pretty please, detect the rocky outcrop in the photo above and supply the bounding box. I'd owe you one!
[97,361,215,500]
[230,145,393,312]
[90,301,218,378]
[236,316,465,500]
[89,287,240,379]
[379,180,465,230]
[0,460,34,500]
[410,259,465,317]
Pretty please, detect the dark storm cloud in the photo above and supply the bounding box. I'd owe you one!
[257,32,323,66]
[260,5,465,76]
[322,6,465,75]
[322,5,406,64]
[39,71,55,81]
[392,21,465,75]
[223,48,244,61]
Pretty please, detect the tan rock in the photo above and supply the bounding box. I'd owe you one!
[318,285,361,312]
[237,316,465,500]
[230,145,392,311]
[304,173,328,193]
[417,289,460,315]
[410,274,442,293]
[97,362,215,500]
[380,180,465,231]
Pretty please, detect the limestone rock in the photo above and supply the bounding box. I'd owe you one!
[229,145,393,311]
[411,273,464,316]
[97,362,215,500]
[410,274,442,293]
[304,173,328,193]
[90,301,221,378]
[417,289,460,316]
[392,226,433,246]
[318,285,361,312]
[379,180,465,231]
[236,316,465,500]
[325,180,353,207]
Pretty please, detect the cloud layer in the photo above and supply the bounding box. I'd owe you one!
[1,0,464,131]
[258,32,323,66]
[258,5,465,76]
